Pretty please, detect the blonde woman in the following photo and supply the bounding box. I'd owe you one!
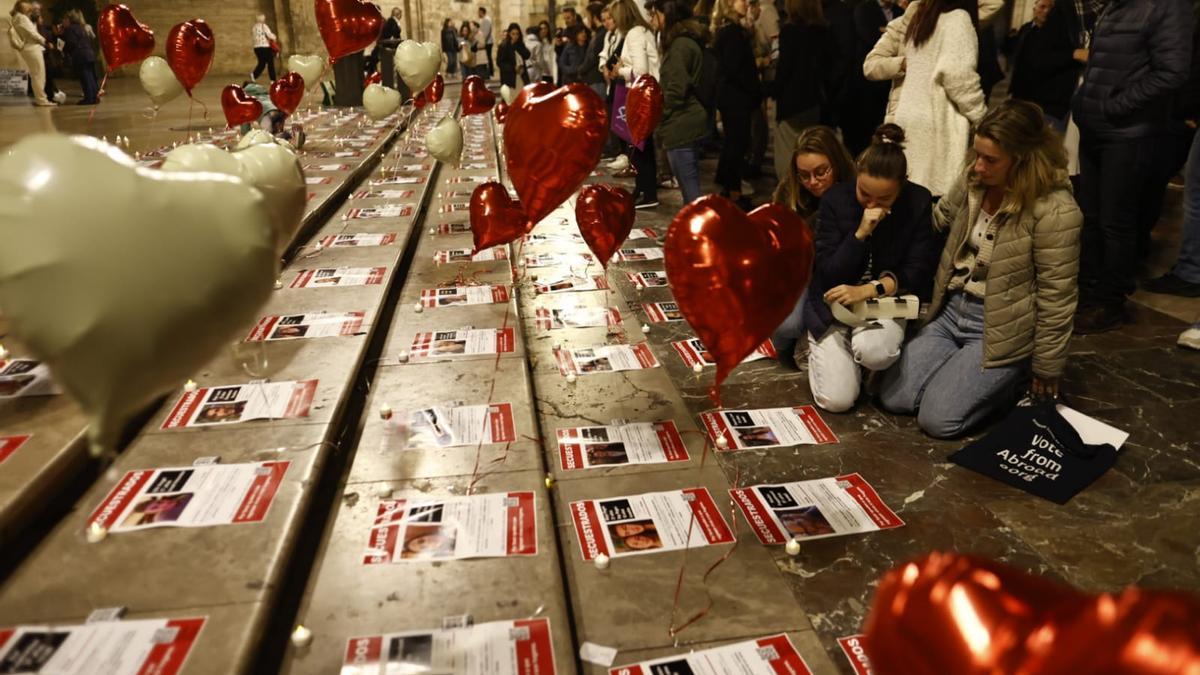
[609,0,661,208]
[251,13,278,81]
[880,100,1083,438]
[710,0,761,209]
[8,1,53,106]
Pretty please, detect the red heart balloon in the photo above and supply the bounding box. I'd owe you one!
[165,19,215,95]
[425,74,445,104]
[504,83,608,229]
[220,85,264,127]
[576,184,634,269]
[315,0,383,63]
[461,75,496,115]
[269,72,305,116]
[664,196,813,402]
[494,101,509,124]
[470,181,527,253]
[363,71,381,88]
[98,4,155,73]
[864,552,1200,675]
[626,74,664,147]
[413,90,427,109]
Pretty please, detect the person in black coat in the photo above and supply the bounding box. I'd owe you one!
[496,23,531,87]
[771,0,834,180]
[848,0,902,154]
[1006,0,1079,130]
[802,124,939,413]
[379,8,403,88]
[712,0,762,209]
[62,10,97,105]
[819,0,854,134]
[441,18,460,78]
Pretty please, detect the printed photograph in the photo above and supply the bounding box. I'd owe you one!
[400,523,457,559]
[776,505,836,538]
[270,323,310,340]
[648,660,697,675]
[120,492,194,528]
[585,442,630,466]
[734,426,780,447]
[385,634,434,670]
[608,520,663,554]
[196,401,247,425]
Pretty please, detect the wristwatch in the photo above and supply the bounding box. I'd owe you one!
[872,280,886,298]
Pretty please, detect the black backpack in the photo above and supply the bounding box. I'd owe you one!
[681,34,719,112]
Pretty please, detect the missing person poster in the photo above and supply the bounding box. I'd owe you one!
[837,635,875,675]
[343,204,414,220]
[350,188,414,199]
[524,252,594,269]
[0,359,60,398]
[409,403,517,447]
[371,175,426,185]
[409,328,516,361]
[626,271,668,289]
[433,221,472,235]
[524,232,584,245]
[628,228,658,241]
[318,233,397,248]
[446,174,490,184]
[569,487,734,560]
[700,407,838,450]
[0,435,30,465]
[609,634,812,675]
[88,461,290,533]
[642,302,684,323]
[730,474,904,545]
[438,202,471,214]
[161,380,317,429]
[434,248,509,265]
[305,175,333,185]
[0,617,206,675]
[341,618,556,675]
[364,492,537,563]
[420,285,510,308]
[534,306,621,331]
[613,248,665,263]
[305,162,351,171]
[557,421,688,471]
[289,267,386,288]
[533,275,610,295]
[672,338,776,368]
[555,344,659,376]
[245,312,365,341]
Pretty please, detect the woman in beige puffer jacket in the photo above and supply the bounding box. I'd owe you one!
[879,100,1082,438]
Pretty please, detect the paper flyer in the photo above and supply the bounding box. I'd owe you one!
[312,150,362,158]
[613,248,665,263]
[459,162,495,170]
[0,435,30,465]
[161,380,317,429]
[245,311,365,341]
[642,302,684,323]
[387,162,431,173]
[837,635,875,675]
[534,306,621,331]
[730,474,904,545]
[305,162,351,171]
[627,271,668,289]
[629,228,658,241]
[409,328,516,361]
[555,344,659,375]
[343,204,415,220]
[0,617,206,675]
[409,403,517,447]
[88,461,290,533]
[524,232,584,245]
[305,175,333,185]
[364,491,537,563]
[435,248,509,265]
[609,634,813,675]
[350,188,413,199]
[342,618,556,675]
[446,174,490,183]
[0,359,61,398]
[558,421,689,471]
[438,189,475,199]
[289,267,386,288]
[420,285,510,308]
[438,202,471,214]
[433,221,472,235]
[700,406,838,450]
[534,275,610,295]
[524,252,594,269]
[371,174,426,185]
[318,233,397,248]
[672,338,777,368]
[569,487,734,560]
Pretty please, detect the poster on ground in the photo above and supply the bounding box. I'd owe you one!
[626,271,668,289]
[837,635,875,675]
[435,248,509,265]
[555,344,659,376]
[700,407,838,450]
[317,233,397,248]
[350,188,413,199]
[342,618,556,675]
[730,473,904,545]
[612,248,664,263]
[0,435,30,465]
[0,359,60,398]
[524,252,594,269]
[534,306,621,331]
[558,421,688,471]
[409,328,516,361]
[161,380,317,429]
[420,285,510,308]
[609,633,812,675]
[245,312,364,341]
[0,617,206,675]
[642,301,684,323]
[533,275,610,295]
[364,491,537,563]
[569,487,734,560]
[409,403,517,447]
[343,204,414,220]
[289,267,386,288]
[672,338,776,368]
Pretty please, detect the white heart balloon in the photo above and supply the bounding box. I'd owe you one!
[161,143,241,175]
[0,135,277,456]
[500,84,516,105]
[139,56,183,109]
[288,54,326,90]
[426,116,463,167]
[237,128,277,150]
[395,39,440,93]
[363,83,402,121]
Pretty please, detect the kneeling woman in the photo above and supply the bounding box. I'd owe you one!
[804,125,939,412]
[880,100,1082,438]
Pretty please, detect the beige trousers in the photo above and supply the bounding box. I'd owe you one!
[19,46,50,105]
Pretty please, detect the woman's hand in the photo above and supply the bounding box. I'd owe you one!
[1031,376,1060,400]
[824,284,876,306]
[855,207,889,240]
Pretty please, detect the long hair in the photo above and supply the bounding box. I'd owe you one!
[856,123,908,181]
[709,0,746,35]
[969,99,1069,217]
[773,125,855,216]
[905,0,977,47]
[609,0,653,33]
[784,0,825,26]
[648,0,703,51]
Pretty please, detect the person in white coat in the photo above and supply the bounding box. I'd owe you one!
[609,0,661,207]
[251,13,278,82]
[8,1,53,106]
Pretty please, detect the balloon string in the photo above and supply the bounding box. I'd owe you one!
[86,72,109,128]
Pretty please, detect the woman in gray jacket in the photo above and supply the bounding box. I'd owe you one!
[880,100,1083,438]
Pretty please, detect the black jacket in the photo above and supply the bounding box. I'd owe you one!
[802,181,939,339]
[497,38,530,86]
[580,25,606,85]
[380,17,402,48]
[713,23,761,110]
[441,26,458,53]
[1008,8,1080,118]
[1071,0,1193,139]
[771,21,834,121]
[822,0,856,119]
[63,23,95,66]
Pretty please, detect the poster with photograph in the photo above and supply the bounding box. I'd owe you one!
[289,267,387,288]
[642,302,684,323]
[304,163,351,171]
[89,461,290,533]
[386,162,432,173]
[534,306,621,331]
[672,338,777,368]
[318,233,397,248]
[533,275,610,295]
[433,221,472,235]
[524,252,594,269]
[350,188,413,200]
[837,635,875,675]
[438,189,475,199]
[409,328,516,361]
[555,344,659,376]
[613,248,665,263]
[558,421,688,471]
[420,285,510,308]
[609,634,813,675]
[343,204,415,220]
[245,311,365,341]
[364,491,537,563]
[342,618,556,675]
[312,150,362,158]
[371,175,427,185]
[627,271,668,289]
[409,403,517,447]
[305,176,333,185]
[0,359,61,398]
[161,380,317,429]
[0,435,30,465]
[459,162,495,171]
[730,474,904,545]
[569,487,734,560]
[524,232,584,245]
[446,175,490,184]
[700,406,838,450]
[434,248,509,265]
[0,617,206,675]
[628,228,659,241]
[438,201,471,214]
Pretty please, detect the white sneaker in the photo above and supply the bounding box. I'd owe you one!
[53,90,66,104]
[1178,323,1200,350]
[741,180,755,196]
[608,154,630,171]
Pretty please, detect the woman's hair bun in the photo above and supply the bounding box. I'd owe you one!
[871,123,906,148]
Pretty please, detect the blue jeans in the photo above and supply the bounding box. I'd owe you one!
[773,289,809,342]
[1175,129,1200,284]
[666,143,702,205]
[879,293,1026,439]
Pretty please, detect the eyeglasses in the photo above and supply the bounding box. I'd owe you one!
[797,164,832,183]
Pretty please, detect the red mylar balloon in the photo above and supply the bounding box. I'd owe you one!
[220,85,263,127]
[864,552,1200,675]
[470,181,527,253]
[425,74,445,104]
[626,74,663,147]
[494,101,508,124]
[98,4,155,73]
[576,184,634,269]
[461,75,496,115]
[664,196,813,402]
[504,83,607,229]
[315,0,383,63]
[413,90,427,109]
[165,19,215,95]
[269,72,305,115]
[363,71,381,88]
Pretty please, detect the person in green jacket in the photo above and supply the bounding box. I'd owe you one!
[648,0,709,204]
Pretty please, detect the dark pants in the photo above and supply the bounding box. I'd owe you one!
[381,48,396,88]
[76,60,98,103]
[485,43,494,77]
[253,46,276,80]
[716,103,751,193]
[1137,124,1194,261]
[1077,132,1156,306]
[631,136,657,200]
